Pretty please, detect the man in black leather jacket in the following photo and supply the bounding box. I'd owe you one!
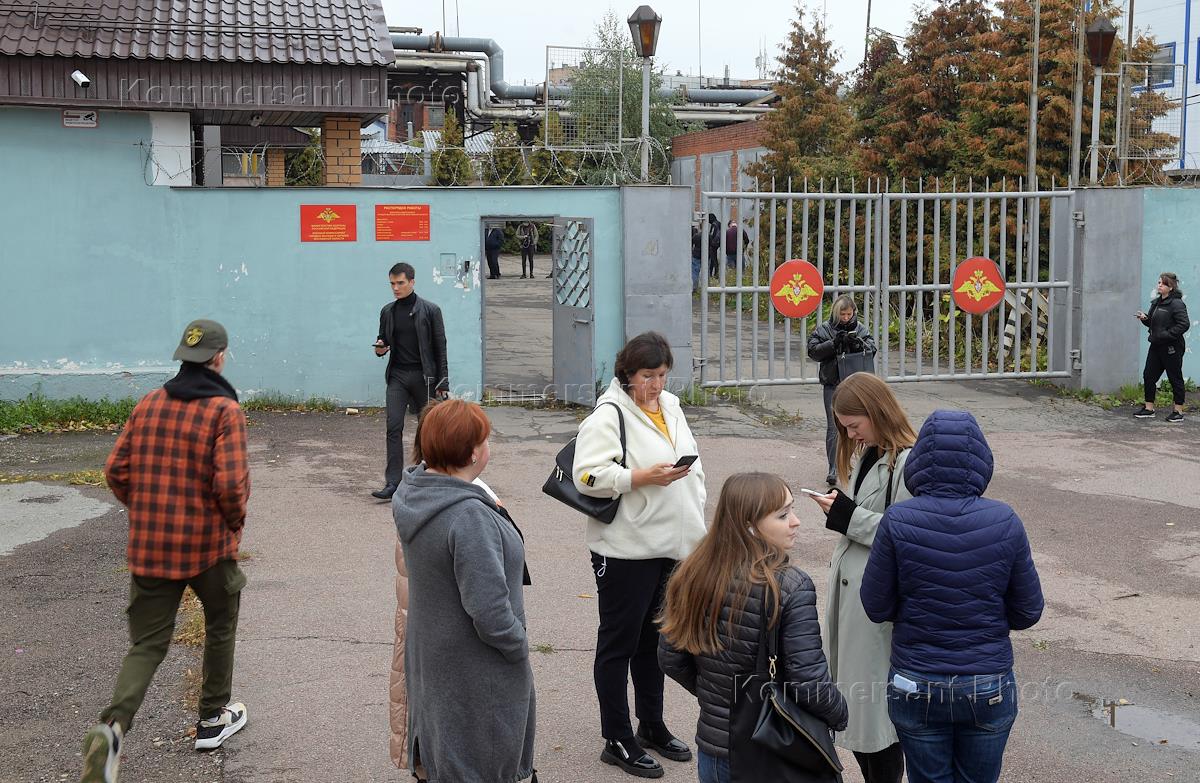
[372,262,449,498]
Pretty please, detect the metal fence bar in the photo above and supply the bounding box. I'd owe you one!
[916,192,925,377]
[749,194,759,384]
[1014,192,1025,374]
[734,196,743,385]
[966,192,975,373]
[949,190,958,375]
[718,196,728,384]
[768,195,777,381]
[998,191,1008,372]
[932,195,942,376]
[1029,196,1042,373]
[983,194,992,373]
[785,191,795,378]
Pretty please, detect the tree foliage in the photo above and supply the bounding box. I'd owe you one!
[485,122,528,185]
[432,112,473,186]
[750,0,1175,188]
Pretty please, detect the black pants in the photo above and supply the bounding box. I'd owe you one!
[521,246,534,276]
[486,246,501,277]
[1144,343,1187,405]
[591,552,674,740]
[385,368,431,485]
[822,383,838,482]
[852,742,905,783]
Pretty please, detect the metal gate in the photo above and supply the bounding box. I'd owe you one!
[552,218,597,405]
[697,186,1077,387]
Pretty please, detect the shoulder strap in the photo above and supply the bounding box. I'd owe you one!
[884,449,906,510]
[600,401,627,467]
[756,586,784,683]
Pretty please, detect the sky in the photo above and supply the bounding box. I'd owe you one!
[380,0,919,84]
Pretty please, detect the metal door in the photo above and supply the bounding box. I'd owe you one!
[552,218,597,405]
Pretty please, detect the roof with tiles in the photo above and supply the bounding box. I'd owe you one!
[0,0,394,66]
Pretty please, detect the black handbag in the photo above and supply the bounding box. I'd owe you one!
[730,593,843,783]
[541,402,626,524]
[836,348,875,380]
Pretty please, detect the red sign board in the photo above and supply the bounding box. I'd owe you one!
[375,204,431,241]
[300,204,357,242]
[769,260,825,319]
[951,256,1005,314]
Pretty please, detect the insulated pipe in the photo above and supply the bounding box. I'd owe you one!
[465,69,540,120]
[391,33,772,104]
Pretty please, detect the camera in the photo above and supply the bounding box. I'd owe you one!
[71,70,90,89]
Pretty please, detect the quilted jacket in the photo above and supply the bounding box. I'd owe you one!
[860,410,1044,674]
[658,566,848,759]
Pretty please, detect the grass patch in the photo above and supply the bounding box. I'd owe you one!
[678,385,753,407]
[173,588,205,647]
[241,392,338,413]
[0,393,135,434]
[0,469,107,486]
[1031,378,1195,411]
[533,643,556,654]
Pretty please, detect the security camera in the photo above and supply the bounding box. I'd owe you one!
[71,70,90,89]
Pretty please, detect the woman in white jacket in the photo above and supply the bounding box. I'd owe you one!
[573,331,707,779]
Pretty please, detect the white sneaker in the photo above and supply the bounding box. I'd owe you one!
[80,722,122,783]
[194,702,247,750]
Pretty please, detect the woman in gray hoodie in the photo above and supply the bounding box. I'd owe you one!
[392,400,536,783]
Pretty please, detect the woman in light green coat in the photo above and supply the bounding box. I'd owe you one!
[807,372,916,783]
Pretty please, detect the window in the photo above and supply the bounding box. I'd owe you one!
[1149,42,1176,88]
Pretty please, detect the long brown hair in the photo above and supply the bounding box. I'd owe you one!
[832,373,917,485]
[659,473,793,655]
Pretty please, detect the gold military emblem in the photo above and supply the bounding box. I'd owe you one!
[317,208,340,223]
[773,274,819,307]
[955,269,1002,303]
[185,327,204,346]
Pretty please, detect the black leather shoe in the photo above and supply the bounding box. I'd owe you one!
[600,739,664,778]
[371,483,398,500]
[636,724,693,762]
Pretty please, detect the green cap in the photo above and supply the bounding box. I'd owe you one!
[173,319,228,363]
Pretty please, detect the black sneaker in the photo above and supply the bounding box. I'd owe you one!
[81,722,122,783]
[1166,411,1184,423]
[1133,406,1156,419]
[194,702,247,750]
[600,738,664,778]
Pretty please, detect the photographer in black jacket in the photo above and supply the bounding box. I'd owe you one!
[807,295,877,485]
[1134,272,1190,423]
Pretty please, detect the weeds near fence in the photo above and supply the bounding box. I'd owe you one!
[1031,378,1196,410]
[0,393,135,434]
[241,393,338,413]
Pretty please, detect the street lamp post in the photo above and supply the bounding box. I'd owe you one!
[628,5,661,181]
[1087,18,1117,184]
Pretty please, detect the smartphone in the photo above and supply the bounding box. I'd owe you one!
[799,488,829,497]
[673,455,699,468]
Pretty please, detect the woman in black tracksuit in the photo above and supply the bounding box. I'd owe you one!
[1134,272,1190,423]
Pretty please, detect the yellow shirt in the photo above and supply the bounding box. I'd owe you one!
[640,405,673,445]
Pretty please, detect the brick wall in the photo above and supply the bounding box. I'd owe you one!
[671,120,768,213]
[670,119,767,158]
[321,116,362,186]
[266,147,286,187]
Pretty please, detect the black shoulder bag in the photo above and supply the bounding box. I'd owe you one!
[541,402,626,524]
[730,592,843,783]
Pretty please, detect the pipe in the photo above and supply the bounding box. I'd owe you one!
[391,33,772,105]
[465,69,539,120]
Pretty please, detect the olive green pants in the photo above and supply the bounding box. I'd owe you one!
[101,559,246,733]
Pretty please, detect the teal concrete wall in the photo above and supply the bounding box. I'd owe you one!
[0,107,627,404]
[1141,189,1199,383]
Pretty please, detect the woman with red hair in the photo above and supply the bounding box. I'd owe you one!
[392,400,536,783]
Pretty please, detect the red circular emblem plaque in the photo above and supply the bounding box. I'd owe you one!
[769,260,825,319]
[951,257,1005,315]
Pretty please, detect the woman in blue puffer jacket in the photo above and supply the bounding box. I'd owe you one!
[859,410,1044,783]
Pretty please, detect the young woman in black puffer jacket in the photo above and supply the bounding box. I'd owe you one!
[659,473,848,783]
[808,295,878,485]
[1134,272,1191,423]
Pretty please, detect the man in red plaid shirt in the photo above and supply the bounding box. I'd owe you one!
[82,319,251,783]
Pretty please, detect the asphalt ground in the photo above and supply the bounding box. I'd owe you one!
[2,381,1198,783]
